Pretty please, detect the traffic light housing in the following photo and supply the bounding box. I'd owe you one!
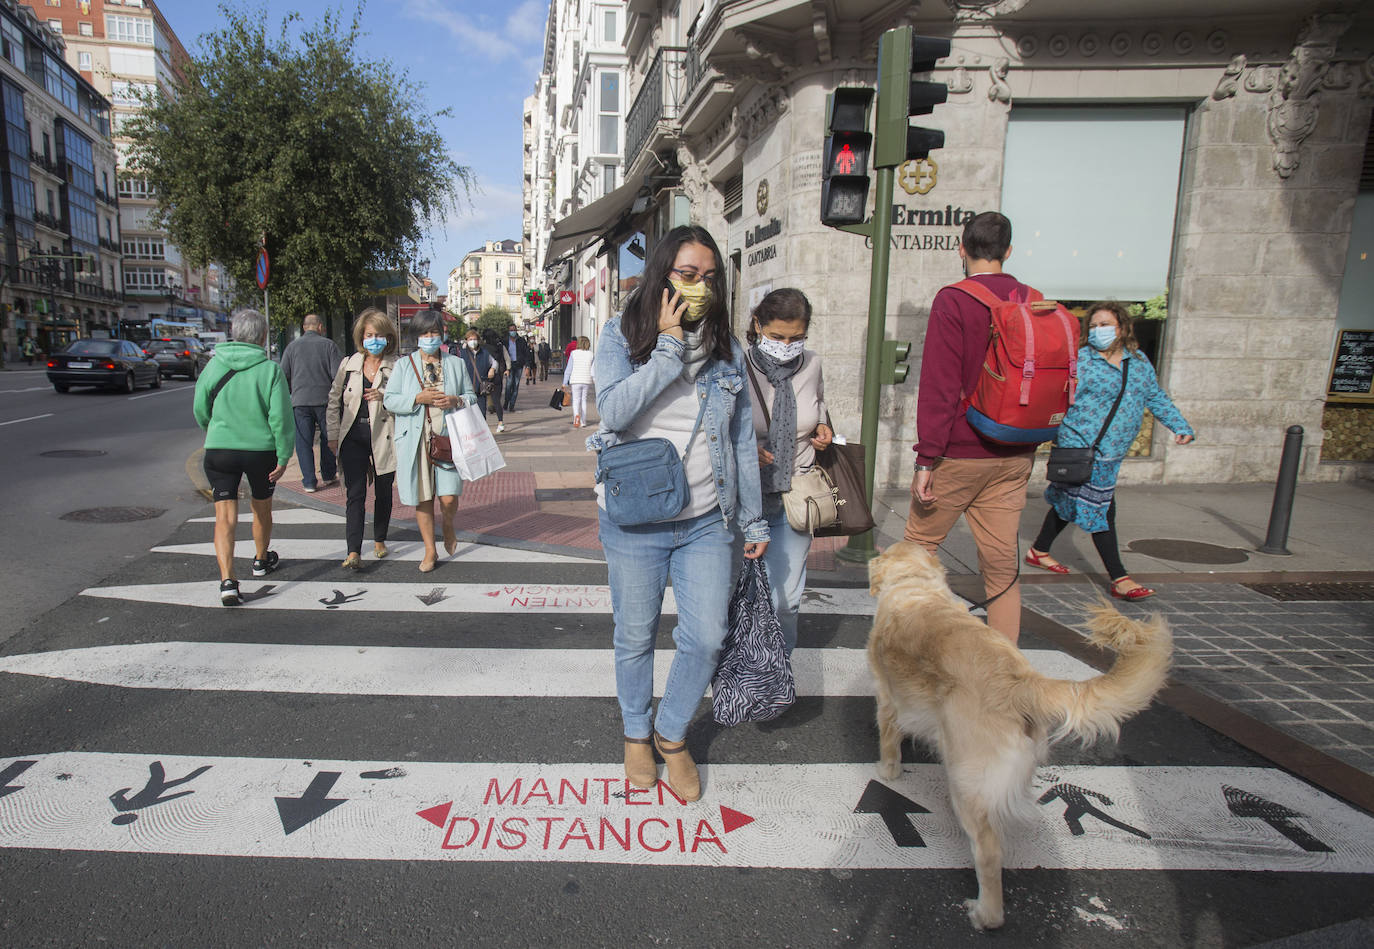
[820,87,873,226]
[880,339,911,384]
[874,29,950,168]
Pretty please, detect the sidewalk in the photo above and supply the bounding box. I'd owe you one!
[268,380,1374,805]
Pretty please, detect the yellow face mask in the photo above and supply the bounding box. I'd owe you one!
[668,277,714,322]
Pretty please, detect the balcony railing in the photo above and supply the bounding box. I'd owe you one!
[685,42,703,99]
[33,210,61,229]
[624,46,687,167]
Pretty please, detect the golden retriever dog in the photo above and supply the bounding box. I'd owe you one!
[867,542,1172,931]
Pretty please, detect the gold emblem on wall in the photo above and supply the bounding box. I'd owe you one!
[899,158,938,195]
[756,179,770,216]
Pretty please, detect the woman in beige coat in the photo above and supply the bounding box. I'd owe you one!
[327,308,398,569]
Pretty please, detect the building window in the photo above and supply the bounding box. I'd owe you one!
[123,266,168,291]
[604,163,616,194]
[110,80,155,106]
[495,277,502,290]
[122,237,164,259]
[117,176,154,199]
[79,22,94,37]
[77,52,92,70]
[105,14,153,45]
[604,10,617,42]
[47,20,62,33]
[598,72,618,155]
[1,19,25,72]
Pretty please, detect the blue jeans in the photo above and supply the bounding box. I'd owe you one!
[600,507,733,742]
[293,403,336,488]
[753,492,812,654]
[502,370,521,411]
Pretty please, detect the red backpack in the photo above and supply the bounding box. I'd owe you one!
[946,279,1080,445]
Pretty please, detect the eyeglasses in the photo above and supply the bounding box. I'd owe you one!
[425,363,439,385]
[670,268,716,286]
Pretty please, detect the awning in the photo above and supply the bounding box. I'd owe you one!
[543,176,645,271]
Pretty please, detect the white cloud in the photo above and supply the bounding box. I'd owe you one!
[401,0,547,62]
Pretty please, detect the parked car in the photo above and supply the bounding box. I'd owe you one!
[47,339,162,393]
[147,336,212,379]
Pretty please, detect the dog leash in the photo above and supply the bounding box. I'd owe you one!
[964,542,1021,614]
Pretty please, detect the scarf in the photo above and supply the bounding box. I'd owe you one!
[680,324,711,382]
[750,345,803,494]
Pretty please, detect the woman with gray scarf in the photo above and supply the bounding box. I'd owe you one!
[743,288,832,654]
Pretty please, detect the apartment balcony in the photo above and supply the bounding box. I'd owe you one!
[29,153,62,178]
[33,210,62,230]
[94,188,118,208]
[624,46,688,171]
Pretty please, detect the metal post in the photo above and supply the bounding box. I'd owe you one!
[836,162,895,564]
[1257,425,1303,555]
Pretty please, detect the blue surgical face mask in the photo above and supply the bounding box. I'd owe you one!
[1088,326,1117,351]
[417,335,442,354]
[362,337,387,355]
[509,330,517,338]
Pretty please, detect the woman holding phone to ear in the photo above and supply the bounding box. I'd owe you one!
[589,225,768,803]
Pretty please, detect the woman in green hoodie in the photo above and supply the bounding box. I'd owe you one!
[193,308,294,606]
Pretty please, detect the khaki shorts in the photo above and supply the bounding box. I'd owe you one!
[904,455,1033,595]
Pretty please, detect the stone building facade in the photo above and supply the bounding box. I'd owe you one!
[531,0,1373,489]
[457,239,526,324]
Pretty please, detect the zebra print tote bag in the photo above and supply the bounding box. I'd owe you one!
[711,559,796,726]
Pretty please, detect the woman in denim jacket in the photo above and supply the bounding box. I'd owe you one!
[589,225,769,802]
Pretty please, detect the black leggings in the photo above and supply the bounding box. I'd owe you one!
[340,420,395,554]
[1032,499,1128,581]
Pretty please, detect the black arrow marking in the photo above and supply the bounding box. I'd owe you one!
[0,760,37,799]
[319,589,366,609]
[416,587,448,607]
[854,779,930,847]
[1223,785,1333,853]
[275,771,347,835]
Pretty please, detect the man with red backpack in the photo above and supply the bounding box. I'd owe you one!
[905,211,1076,645]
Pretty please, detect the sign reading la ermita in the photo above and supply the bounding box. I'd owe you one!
[2,753,1373,870]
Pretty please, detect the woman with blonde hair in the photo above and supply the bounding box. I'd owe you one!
[382,309,477,572]
[327,308,398,569]
[562,335,593,427]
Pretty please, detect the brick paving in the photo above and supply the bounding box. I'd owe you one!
[1021,581,1374,776]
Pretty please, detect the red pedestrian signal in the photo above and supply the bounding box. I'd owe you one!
[820,87,874,227]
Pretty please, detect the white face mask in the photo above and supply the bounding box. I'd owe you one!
[466,339,479,350]
[757,337,805,362]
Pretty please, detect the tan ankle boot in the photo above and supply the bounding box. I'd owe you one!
[624,737,656,789]
[653,733,701,802]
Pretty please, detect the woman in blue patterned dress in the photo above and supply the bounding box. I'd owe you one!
[1025,302,1194,600]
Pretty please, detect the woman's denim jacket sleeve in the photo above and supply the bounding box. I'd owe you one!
[588,317,769,543]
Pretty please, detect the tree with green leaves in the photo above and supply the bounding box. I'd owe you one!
[124,2,473,329]
[476,305,514,338]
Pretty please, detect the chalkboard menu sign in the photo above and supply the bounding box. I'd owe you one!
[1327,329,1374,403]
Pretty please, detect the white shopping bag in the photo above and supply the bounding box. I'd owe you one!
[444,403,506,481]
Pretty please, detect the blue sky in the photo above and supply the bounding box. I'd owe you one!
[156,0,547,290]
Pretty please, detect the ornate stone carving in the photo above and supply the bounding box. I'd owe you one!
[676,146,712,224]
[1212,54,1246,100]
[948,56,975,95]
[945,0,1032,19]
[1361,56,1374,99]
[1015,34,1039,58]
[811,0,831,64]
[1047,34,1070,57]
[1173,31,1195,56]
[1109,32,1131,57]
[739,90,789,143]
[1078,33,1101,57]
[1322,61,1355,91]
[701,108,741,163]
[988,58,1012,104]
[1141,32,1163,56]
[1266,13,1351,179]
[1205,30,1229,55]
[1245,65,1276,94]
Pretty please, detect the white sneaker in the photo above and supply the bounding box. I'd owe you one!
[497,422,506,433]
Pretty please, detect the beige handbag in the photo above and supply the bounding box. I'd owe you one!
[782,466,842,533]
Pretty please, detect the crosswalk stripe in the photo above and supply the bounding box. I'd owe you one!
[80,580,877,615]
[188,510,346,524]
[2,753,1368,871]
[0,642,1098,695]
[152,540,600,565]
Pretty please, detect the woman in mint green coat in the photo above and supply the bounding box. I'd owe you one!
[382,310,476,572]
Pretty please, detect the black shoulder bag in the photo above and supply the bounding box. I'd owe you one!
[205,369,239,420]
[1045,357,1130,485]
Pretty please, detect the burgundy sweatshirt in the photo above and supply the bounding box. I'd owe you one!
[913,272,1040,467]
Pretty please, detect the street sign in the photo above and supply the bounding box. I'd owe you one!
[255,248,270,290]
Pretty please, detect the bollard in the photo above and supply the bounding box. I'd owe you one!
[1257,425,1303,555]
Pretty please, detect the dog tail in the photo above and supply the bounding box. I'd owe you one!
[1025,599,1173,745]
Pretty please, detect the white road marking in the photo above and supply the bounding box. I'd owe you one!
[1,753,1369,871]
[79,580,877,615]
[0,413,53,427]
[189,509,346,524]
[0,385,52,394]
[152,539,600,565]
[0,642,1099,695]
[128,385,193,401]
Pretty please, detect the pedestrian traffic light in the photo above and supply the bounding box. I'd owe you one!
[820,87,873,226]
[874,29,950,168]
[880,339,911,384]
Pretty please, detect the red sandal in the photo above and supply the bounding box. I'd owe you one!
[1025,548,1070,574]
[1111,577,1155,601]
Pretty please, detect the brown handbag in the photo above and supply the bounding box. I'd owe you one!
[811,438,875,538]
[410,354,454,466]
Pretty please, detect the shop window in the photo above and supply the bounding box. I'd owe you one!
[1001,106,1186,301]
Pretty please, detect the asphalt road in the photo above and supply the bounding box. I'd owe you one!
[0,369,206,641]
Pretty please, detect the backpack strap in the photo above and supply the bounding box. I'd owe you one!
[1060,310,1080,405]
[1018,305,1036,406]
[206,368,239,420]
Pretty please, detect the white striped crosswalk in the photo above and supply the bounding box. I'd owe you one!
[4,506,1370,878]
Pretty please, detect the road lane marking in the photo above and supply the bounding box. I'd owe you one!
[0,642,1099,695]
[152,539,601,564]
[128,385,194,401]
[79,580,875,614]
[0,413,53,427]
[2,753,1370,871]
[0,386,52,394]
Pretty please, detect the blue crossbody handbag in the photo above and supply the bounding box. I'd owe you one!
[596,398,707,527]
